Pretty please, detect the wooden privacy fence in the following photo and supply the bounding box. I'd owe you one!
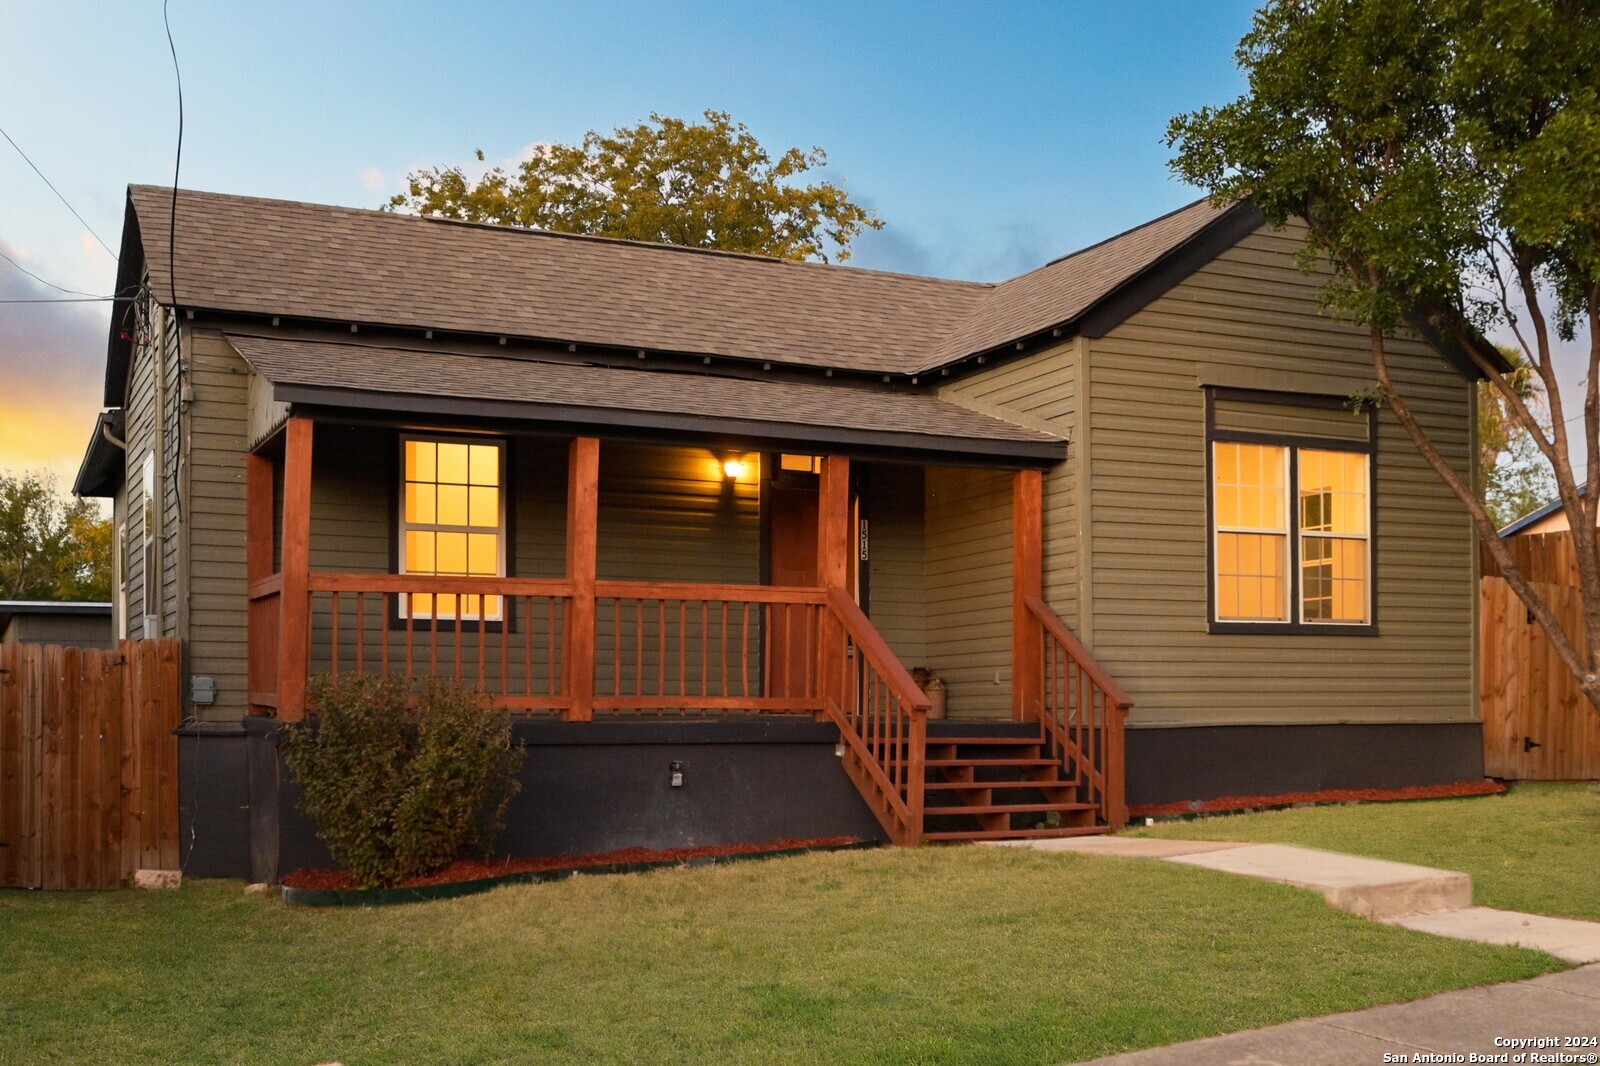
[0,639,181,890]
[1480,531,1600,779]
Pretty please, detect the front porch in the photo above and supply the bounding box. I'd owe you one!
[244,416,1129,845]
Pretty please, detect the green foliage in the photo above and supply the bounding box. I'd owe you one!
[386,110,883,262]
[1485,428,1558,526]
[1168,0,1600,342]
[284,674,523,889]
[1478,346,1557,526]
[0,471,111,601]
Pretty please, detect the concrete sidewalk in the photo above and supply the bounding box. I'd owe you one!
[992,836,1600,962]
[1080,964,1600,1064]
[988,836,1600,1063]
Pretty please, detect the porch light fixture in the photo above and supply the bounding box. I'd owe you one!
[723,459,747,480]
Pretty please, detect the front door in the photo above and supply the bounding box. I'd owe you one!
[767,478,820,698]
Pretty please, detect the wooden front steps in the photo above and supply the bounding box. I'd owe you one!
[920,722,1109,843]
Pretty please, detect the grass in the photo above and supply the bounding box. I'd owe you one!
[0,845,1564,1065]
[1137,781,1600,922]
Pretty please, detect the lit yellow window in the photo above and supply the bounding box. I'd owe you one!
[1213,442,1289,622]
[400,437,504,620]
[1299,449,1370,623]
[779,453,822,474]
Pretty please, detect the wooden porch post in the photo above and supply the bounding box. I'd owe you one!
[1012,468,1044,722]
[277,418,313,722]
[565,437,600,721]
[817,455,851,590]
[814,455,851,710]
[245,451,274,717]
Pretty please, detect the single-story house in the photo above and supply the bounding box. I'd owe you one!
[74,185,1490,882]
[0,601,114,648]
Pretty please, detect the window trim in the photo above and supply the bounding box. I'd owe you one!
[395,432,509,629]
[140,452,158,636]
[1204,387,1379,636]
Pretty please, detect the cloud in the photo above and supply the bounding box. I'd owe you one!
[0,244,110,492]
[850,218,1056,282]
[360,167,385,191]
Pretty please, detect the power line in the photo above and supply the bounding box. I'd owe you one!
[0,124,117,259]
[0,245,109,298]
[0,296,119,304]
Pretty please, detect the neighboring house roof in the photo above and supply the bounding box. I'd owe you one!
[0,601,113,630]
[1499,494,1572,537]
[105,185,1264,405]
[227,333,1067,462]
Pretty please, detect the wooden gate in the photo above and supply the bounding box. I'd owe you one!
[0,639,182,889]
[1480,531,1600,779]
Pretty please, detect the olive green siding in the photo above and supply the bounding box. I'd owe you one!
[938,340,1081,631]
[1081,223,1476,727]
[863,463,927,668]
[184,330,254,720]
[597,442,759,584]
[115,298,187,650]
[923,466,1013,719]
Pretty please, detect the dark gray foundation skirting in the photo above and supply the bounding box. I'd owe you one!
[1125,721,1487,808]
[237,716,886,884]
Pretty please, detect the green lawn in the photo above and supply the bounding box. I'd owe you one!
[1138,782,1600,922]
[0,846,1564,1065]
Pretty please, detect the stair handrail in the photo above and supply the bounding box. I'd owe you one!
[1023,594,1131,830]
[820,588,930,845]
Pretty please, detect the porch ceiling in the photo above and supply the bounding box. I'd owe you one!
[227,333,1067,463]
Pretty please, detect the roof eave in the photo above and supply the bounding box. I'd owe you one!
[72,410,125,498]
[103,192,149,408]
[272,382,1067,468]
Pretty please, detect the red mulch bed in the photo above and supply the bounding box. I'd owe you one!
[1129,779,1507,819]
[282,836,865,891]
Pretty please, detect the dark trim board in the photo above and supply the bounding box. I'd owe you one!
[1124,722,1487,808]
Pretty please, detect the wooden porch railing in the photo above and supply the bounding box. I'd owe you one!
[595,581,827,714]
[818,588,930,846]
[306,573,574,714]
[1022,595,1130,829]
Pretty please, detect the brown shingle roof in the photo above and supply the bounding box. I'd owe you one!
[128,186,1242,377]
[227,334,1067,461]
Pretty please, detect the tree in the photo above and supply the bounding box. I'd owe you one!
[1167,0,1600,712]
[386,110,883,262]
[1478,347,1556,527]
[0,472,112,601]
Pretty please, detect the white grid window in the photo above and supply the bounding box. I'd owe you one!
[1212,442,1290,622]
[399,436,506,621]
[1298,449,1371,624]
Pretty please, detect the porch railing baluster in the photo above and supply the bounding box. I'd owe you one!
[1023,595,1130,830]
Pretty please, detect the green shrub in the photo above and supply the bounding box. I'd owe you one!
[284,674,523,888]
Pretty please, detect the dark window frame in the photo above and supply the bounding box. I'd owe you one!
[1204,387,1380,637]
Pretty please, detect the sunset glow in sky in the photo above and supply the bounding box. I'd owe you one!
[1,1,1588,497]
